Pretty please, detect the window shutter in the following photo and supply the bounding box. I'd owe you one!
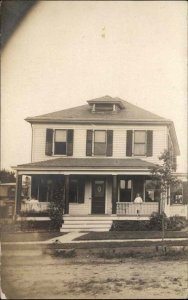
[45,129,53,156]
[146,130,153,157]
[106,130,113,156]
[67,129,74,156]
[126,130,133,156]
[182,182,188,204]
[86,130,93,156]
[78,177,85,203]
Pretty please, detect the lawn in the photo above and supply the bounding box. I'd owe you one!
[75,230,188,241]
[0,232,66,242]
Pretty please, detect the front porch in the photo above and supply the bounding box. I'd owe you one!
[14,157,164,230]
[16,173,160,219]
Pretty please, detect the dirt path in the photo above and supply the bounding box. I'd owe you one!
[2,252,188,299]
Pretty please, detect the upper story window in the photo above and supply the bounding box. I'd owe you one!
[45,128,74,156]
[134,131,146,156]
[94,130,106,155]
[126,130,153,157]
[54,130,67,155]
[86,130,113,157]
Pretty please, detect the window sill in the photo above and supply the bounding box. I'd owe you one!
[69,202,84,205]
[52,154,68,157]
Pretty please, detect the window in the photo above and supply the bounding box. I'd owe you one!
[95,103,114,112]
[145,180,160,202]
[126,130,153,157]
[54,130,67,155]
[45,129,74,156]
[171,182,183,205]
[69,178,85,203]
[119,179,132,202]
[134,131,146,156]
[94,131,106,155]
[86,130,113,156]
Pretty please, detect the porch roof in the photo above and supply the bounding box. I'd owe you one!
[15,158,156,171]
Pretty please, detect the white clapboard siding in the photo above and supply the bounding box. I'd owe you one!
[31,123,168,164]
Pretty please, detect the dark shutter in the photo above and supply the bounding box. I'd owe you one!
[106,130,113,156]
[126,130,133,156]
[78,177,85,203]
[67,129,74,156]
[86,130,93,156]
[146,130,153,157]
[45,129,53,156]
[183,182,188,204]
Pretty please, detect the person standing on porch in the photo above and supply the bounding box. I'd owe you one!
[134,193,143,217]
[134,193,143,203]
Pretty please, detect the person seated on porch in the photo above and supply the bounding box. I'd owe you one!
[134,193,143,203]
[29,197,39,203]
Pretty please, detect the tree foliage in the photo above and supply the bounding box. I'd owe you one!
[151,149,180,194]
[0,169,16,183]
[151,150,181,241]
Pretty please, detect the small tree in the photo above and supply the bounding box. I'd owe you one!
[48,182,64,230]
[151,150,180,241]
[0,169,16,183]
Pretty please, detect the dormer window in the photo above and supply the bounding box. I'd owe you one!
[87,96,125,113]
[93,103,114,112]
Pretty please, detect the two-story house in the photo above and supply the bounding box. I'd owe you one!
[14,96,182,231]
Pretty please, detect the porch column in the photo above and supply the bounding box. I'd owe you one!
[64,175,70,214]
[112,175,118,214]
[15,174,22,215]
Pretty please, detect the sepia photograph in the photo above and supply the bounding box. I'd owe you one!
[1,1,188,299]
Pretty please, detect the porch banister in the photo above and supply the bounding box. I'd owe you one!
[112,175,118,214]
[64,175,70,214]
[16,174,22,215]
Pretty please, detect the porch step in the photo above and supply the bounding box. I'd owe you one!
[61,215,113,232]
[61,228,110,232]
[63,215,113,221]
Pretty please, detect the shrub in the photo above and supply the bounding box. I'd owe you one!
[148,212,168,230]
[48,182,64,230]
[149,213,187,231]
[167,216,187,231]
[110,220,150,231]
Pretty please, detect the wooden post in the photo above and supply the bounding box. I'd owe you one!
[15,174,22,215]
[112,175,118,214]
[64,175,69,214]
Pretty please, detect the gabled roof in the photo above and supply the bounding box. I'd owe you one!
[15,157,156,170]
[26,95,169,124]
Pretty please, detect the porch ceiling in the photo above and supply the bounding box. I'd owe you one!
[14,158,156,172]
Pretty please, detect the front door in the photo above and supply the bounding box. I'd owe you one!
[92,179,105,214]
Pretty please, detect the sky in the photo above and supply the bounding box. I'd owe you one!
[1,1,187,173]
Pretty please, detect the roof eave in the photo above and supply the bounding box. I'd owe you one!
[25,118,172,125]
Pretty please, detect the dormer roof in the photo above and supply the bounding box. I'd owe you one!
[87,95,125,110]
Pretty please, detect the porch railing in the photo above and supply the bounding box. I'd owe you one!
[116,202,159,216]
[21,201,49,212]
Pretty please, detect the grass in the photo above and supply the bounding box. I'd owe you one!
[75,230,188,241]
[0,231,66,242]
